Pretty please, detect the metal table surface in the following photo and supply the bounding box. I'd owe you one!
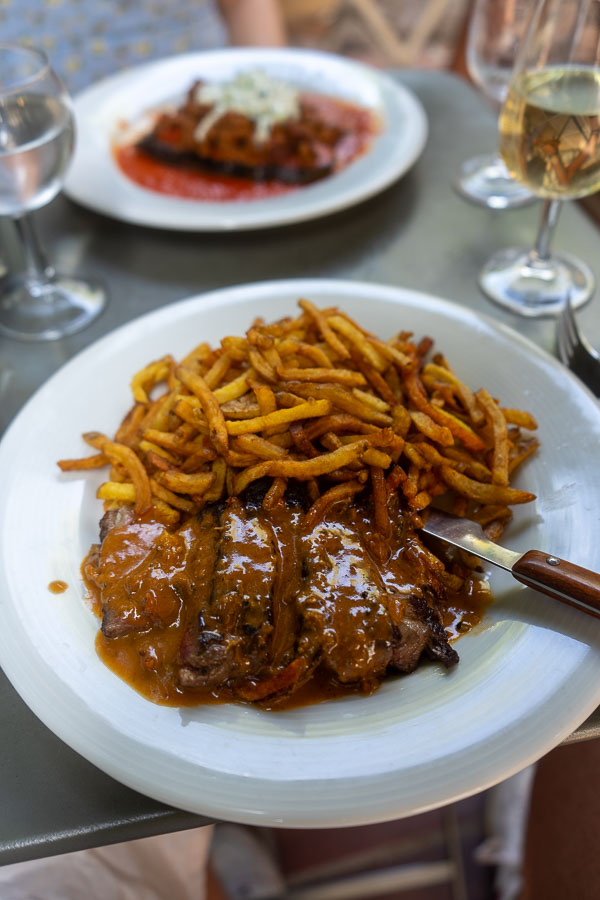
[1,69,600,866]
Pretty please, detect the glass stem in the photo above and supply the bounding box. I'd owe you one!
[530,199,562,263]
[13,213,56,283]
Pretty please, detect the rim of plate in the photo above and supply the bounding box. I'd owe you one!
[63,47,428,231]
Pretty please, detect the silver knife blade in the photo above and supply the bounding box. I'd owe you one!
[420,509,523,571]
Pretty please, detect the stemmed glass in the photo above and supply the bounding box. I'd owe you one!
[454,0,536,209]
[0,44,106,341]
[479,0,600,316]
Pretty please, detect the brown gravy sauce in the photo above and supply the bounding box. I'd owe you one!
[84,507,490,711]
[48,580,68,594]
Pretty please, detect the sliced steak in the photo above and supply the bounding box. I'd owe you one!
[375,522,459,670]
[178,498,277,689]
[90,513,211,639]
[295,506,394,685]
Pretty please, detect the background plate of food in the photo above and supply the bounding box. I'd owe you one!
[1,278,600,827]
[63,47,427,231]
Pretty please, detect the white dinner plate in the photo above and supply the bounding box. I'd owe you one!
[63,48,427,231]
[2,279,600,827]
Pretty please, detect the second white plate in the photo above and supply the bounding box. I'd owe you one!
[63,47,428,231]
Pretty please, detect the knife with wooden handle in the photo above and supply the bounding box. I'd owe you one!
[421,509,600,619]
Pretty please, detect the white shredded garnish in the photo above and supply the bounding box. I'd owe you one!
[193,69,301,144]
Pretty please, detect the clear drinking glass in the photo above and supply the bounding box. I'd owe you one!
[454,0,536,209]
[479,0,600,316]
[0,44,106,341]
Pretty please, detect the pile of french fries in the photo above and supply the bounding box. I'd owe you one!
[59,299,539,540]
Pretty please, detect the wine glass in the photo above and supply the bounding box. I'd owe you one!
[454,0,536,209]
[0,44,106,341]
[479,0,600,316]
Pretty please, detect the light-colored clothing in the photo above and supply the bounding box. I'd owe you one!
[1,0,228,93]
[0,826,213,900]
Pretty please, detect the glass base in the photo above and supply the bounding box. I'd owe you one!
[479,247,594,317]
[454,153,536,210]
[0,273,107,341]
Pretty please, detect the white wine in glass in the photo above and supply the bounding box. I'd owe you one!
[480,0,600,316]
[454,0,536,209]
[0,44,106,341]
[500,66,600,199]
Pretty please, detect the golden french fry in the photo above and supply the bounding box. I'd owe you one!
[277,366,366,387]
[289,422,319,458]
[234,440,369,493]
[225,399,331,435]
[149,478,197,512]
[362,448,392,468]
[304,480,365,531]
[114,403,147,446]
[304,413,378,440]
[327,315,387,371]
[203,458,227,503]
[177,366,229,456]
[97,481,136,502]
[262,477,288,509]
[213,369,254,404]
[138,440,179,465]
[476,388,510,487]
[348,346,397,404]
[84,432,152,515]
[298,298,350,360]
[203,350,233,390]
[57,454,108,472]
[501,408,539,430]
[352,388,390,412]
[409,410,454,446]
[278,338,333,369]
[290,383,392,426]
[234,433,289,460]
[130,356,173,404]
[249,379,277,418]
[422,362,484,425]
[159,470,215,496]
[440,465,535,504]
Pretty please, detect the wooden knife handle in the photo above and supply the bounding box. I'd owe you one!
[512,550,600,618]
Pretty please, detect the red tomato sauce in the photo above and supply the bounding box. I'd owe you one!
[115,146,297,201]
[114,94,378,203]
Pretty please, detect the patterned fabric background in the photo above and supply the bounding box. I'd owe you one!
[0,0,228,93]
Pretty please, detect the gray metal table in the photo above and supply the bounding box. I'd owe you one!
[1,69,599,866]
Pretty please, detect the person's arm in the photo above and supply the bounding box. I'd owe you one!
[217,0,287,46]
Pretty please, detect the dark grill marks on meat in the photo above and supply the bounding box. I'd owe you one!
[136,85,347,185]
[178,498,278,689]
[355,506,459,671]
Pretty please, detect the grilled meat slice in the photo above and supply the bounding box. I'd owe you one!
[296,508,394,684]
[137,84,345,184]
[374,521,459,670]
[294,502,459,686]
[178,498,277,689]
[94,515,210,638]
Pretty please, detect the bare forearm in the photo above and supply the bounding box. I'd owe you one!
[218,0,287,46]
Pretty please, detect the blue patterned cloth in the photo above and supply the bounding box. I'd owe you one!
[1,0,228,93]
